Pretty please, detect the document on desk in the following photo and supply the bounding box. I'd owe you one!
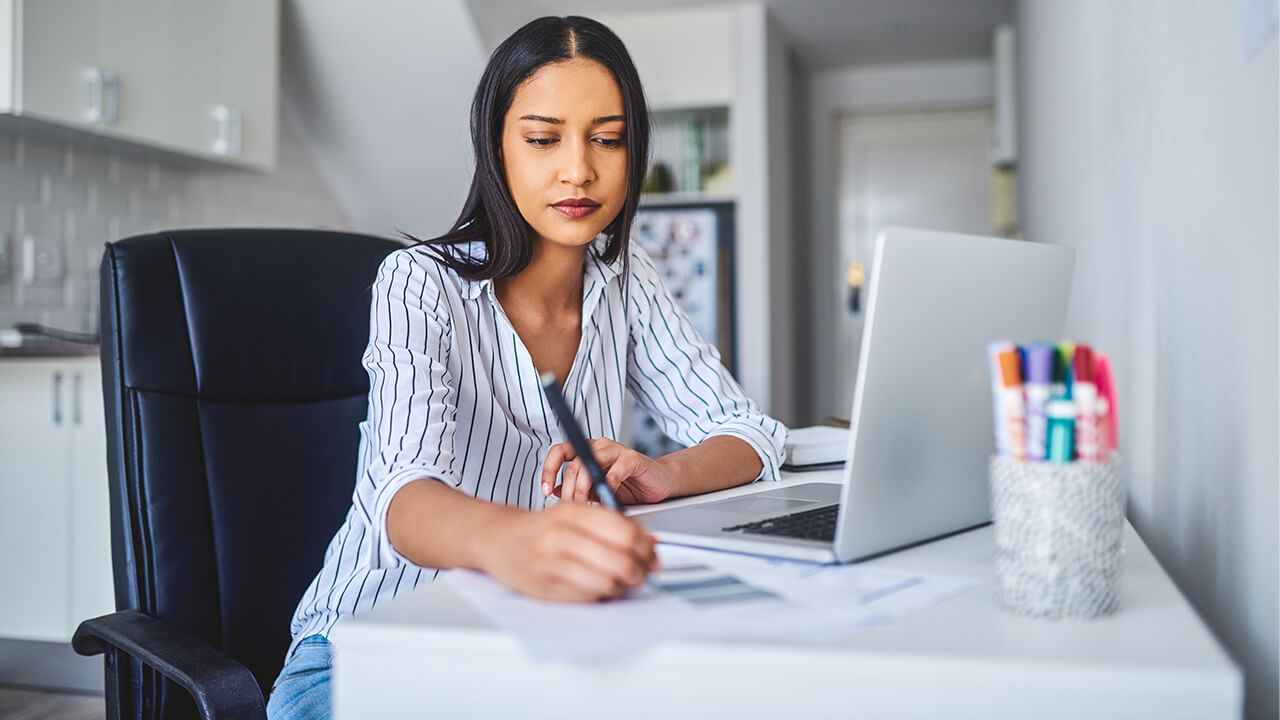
[442,545,977,661]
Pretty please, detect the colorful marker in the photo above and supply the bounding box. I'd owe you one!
[1023,344,1055,461]
[1046,399,1076,463]
[994,345,1027,460]
[1095,353,1118,460]
[1072,344,1100,461]
[988,341,1015,457]
[1054,342,1075,399]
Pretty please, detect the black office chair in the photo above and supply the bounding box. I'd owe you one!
[72,229,403,720]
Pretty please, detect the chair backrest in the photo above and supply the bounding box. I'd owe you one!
[99,229,402,719]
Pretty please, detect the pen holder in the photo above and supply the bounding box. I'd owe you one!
[989,456,1125,619]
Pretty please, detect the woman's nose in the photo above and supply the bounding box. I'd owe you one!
[560,139,594,186]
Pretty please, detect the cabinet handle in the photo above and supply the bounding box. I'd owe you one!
[211,105,242,157]
[84,68,119,126]
[102,72,119,126]
[73,372,83,426]
[52,372,63,426]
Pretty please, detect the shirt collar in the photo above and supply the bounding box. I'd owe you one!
[458,236,623,302]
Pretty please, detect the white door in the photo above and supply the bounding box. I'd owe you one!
[834,108,995,414]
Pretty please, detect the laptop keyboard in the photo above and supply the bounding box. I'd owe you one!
[722,503,839,542]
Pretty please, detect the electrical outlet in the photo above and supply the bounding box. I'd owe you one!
[22,233,64,286]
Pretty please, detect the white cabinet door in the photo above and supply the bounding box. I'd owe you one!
[0,360,73,641]
[19,0,101,127]
[68,359,113,626]
[213,0,278,168]
[9,0,278,168]
[97,0,175,147]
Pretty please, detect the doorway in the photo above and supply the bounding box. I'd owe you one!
[835,107,995,412]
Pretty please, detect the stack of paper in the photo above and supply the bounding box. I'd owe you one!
[443,545,976,661]
[784,425,850,467]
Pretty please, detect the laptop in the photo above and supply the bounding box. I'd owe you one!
[631,227,1075,563]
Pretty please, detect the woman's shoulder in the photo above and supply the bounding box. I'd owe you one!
[624,241,662,282]
[377,242,482,299]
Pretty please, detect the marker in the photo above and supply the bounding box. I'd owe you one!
[1023,344,1055,461]
[1054,342,1075,399]
[1095,353,1118,460]
[1072,344,1101,461]
[988,341,1014,457]
[994,345,1027,460]
[1046,399,1076,463]
[539,372,622,511]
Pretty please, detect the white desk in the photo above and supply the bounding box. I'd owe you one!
[331,475,1242,719]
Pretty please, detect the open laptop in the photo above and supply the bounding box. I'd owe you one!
[632,227,1075,563]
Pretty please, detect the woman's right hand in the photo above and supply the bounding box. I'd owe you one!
[479,502,659,603]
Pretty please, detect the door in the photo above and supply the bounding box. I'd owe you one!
[834,108,995,415]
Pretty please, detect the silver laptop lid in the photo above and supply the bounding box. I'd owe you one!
[835,228,1074,562]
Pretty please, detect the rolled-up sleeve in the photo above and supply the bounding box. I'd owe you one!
[625,248,787,482]
[352,250,460,570]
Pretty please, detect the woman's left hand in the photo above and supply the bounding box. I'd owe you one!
[541,438,677,505]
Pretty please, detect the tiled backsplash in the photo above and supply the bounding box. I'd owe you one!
[0,105,351,334]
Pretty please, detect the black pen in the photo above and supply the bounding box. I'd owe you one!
[539,372,622,512]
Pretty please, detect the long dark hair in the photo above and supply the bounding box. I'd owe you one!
[407,16,650,280]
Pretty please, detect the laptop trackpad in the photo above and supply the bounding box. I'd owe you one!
[687,485,841,517]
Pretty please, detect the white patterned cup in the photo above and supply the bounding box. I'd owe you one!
[989,456,1125,619]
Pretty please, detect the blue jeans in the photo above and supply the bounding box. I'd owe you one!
[266,635,332,720]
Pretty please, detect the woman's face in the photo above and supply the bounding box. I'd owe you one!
[501,58,628,253]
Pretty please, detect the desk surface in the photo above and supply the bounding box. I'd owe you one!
[331,475,1242,720]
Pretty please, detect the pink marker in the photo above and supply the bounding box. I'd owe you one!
[1072,344,1100,461]
[1095,354,1118,459]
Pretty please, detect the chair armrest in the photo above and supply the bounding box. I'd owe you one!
[73,610,266,720]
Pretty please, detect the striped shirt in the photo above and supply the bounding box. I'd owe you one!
[286,239,787,656]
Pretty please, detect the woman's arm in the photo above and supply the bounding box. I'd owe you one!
[387,478,658,601]
[543,435,762,505]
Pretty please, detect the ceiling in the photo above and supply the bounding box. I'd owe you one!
[469,0,1015,68]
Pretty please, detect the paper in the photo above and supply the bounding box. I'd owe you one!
[443,545,976,661]
[784,425,850,466]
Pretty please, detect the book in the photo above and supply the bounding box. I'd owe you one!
[784,425,850,467]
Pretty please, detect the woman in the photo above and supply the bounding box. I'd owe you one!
[268,15,785,719]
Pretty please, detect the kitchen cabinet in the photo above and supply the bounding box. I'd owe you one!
[0,357,112,642]
[0,0,278,169]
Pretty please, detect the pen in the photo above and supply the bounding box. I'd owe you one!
[539,372,623,511]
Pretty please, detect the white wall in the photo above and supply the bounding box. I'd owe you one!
[1017,2,1278,717]
[280,0,485,237]
[801,60,994,423]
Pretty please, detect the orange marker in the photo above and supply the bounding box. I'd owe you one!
[995,346,1027,460]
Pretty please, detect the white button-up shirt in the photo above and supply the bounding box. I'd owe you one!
[287,240,786,655]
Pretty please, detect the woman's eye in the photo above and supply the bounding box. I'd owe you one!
[525,138,557,146]
[594,138,625,148]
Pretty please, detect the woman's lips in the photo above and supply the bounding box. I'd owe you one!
[551,199,601,219]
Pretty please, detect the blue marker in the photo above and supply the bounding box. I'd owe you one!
[1046,399,1076,463]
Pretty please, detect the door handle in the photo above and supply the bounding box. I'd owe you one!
[52,372,63,425]
[73,372,82,426]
